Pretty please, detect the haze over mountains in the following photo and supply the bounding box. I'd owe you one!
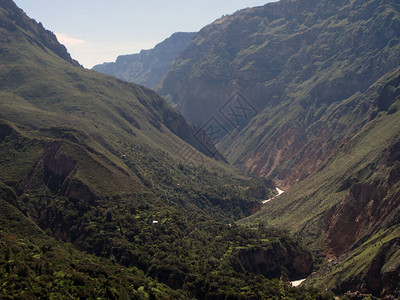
[92,32,196,89]
[2,0,400,298]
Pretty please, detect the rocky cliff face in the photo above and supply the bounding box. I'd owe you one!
[233,238,313,280]
[92,32,196,88]
[325,140,400,258]
[157,0,400,188]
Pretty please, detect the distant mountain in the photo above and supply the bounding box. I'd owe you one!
[92,32,196,88]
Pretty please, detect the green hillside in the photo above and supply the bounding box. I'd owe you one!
[3,0,400,297]
[239,40,400,300]
[0,0,247,219]
[0,186,183,299]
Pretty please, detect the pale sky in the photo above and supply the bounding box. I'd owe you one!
[13,0,275,68]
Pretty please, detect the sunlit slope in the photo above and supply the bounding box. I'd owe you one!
[0,1,306,298]
[0,0,261,219]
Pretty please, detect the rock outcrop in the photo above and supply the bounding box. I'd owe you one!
[233,239,313,280]
[325,139,400,258]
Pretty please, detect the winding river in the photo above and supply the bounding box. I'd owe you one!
[262,188,284,204]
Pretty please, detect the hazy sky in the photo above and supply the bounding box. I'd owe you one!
[14,1,275,68]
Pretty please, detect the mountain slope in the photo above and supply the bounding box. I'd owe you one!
[238,29,400,300]
[0,0,259,238]
[157,0,400,187]
[242,67,400,236]
[243,69,400,298]
[92,32,196,88]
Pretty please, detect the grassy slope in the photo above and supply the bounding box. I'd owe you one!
[304,225,400,295]
[0,0,260,217]
[241,68,400,233]
[240,69,400,296]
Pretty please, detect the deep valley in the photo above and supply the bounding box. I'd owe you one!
[1,0,400,299]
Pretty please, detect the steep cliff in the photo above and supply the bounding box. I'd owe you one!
[157,0,400,188]
[156,4,400,294]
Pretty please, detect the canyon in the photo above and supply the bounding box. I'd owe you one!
[2,0,400,298]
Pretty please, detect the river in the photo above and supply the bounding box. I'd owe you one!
[262,188,284,204]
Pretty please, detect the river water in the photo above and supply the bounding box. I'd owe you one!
[262,188,284,204]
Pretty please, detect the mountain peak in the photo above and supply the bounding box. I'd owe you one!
[0,0,80,66]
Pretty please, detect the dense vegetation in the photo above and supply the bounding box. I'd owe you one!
[0,201,183,299]
[0,121,318,298]
[0,214,331,299]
